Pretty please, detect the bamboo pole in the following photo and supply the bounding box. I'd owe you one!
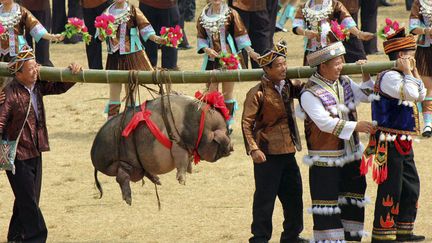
[0,61,395,84]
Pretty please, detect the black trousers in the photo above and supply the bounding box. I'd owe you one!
[82,1,112,70]
[250,153,304,243]
[52,0,83,34]
[6,156,47,243]
[230,5,273,68]
[372,145,420,242]
[25,9,53,67]
[360,0,378,54]
[342,12,367,63]
[139,3,179,69]
[178,0,190,47]
[309,160,366,242]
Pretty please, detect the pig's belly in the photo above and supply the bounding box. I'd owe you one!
[142,147,176,175]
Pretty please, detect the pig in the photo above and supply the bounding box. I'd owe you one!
[91,94,233,205]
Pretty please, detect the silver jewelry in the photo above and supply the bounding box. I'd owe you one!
[420,0,432,27]
[199,3,230,36]
[302,0,333,30]
[107,2,131,28]
[0,3,22,29]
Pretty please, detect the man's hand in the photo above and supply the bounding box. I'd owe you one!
[251,149,266,164]
[396,56,415,74]
[68,63,83,74]
[355,121,376,134]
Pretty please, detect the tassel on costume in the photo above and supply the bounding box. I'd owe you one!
[360,134,377,175]
[373,140,388,184]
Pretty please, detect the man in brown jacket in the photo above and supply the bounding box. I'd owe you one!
[0,47,82,242]
[242,42,307,243]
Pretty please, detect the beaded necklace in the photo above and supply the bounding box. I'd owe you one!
[302,0,333,30]
[0,3,22,29]
[199,3,230,36]
[420,0,432,26]
[107,2,131,28]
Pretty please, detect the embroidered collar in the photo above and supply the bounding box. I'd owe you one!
[106,2,131,27]
[0,3,22,29]
[302,0,333,29]
[199,3,230,35]
[420,0,432,25]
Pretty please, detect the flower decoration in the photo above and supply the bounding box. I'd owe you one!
[379,18,401,39]
[160,25,183,48]
[219,53,240,70]
[330,20,350,41]
[61,17,92,45]
[195,91,230,121]
[94,14,116,40]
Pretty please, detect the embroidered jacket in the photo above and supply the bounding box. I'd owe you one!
[0,4,47,58]
[196,4,251,67]
[409,0,432,47]
[372,70,425,135]
[300,73,373,166]
[102,3,155,55]
[0,78,74,160]
[242,76,303,155]
[81,0,109,9]
[293,0,356,51]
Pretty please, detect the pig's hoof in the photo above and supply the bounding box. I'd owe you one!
[178,179,186,185]
[124,196,132,206]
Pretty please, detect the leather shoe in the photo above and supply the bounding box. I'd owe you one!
[396,234,425,242]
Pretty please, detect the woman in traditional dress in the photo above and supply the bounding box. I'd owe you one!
[0,0,63,87]
[292,0,374,65]
[98,0,166,119]
[410,0,432,137]
[196,0,259,133]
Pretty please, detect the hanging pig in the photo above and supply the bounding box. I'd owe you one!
[91,93,233,205]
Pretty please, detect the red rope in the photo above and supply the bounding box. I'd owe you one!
[193,105,210,164]
[122,102,173,149]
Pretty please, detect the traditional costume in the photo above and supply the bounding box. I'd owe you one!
[0,46,75,242]
[298,41,374,242]
[0,3,48,62]
[197,2,252,131]
[361,28,426,243]
[292,0,357,65]
[242,42,306,243]
[100,2,155,118]
[410,0,432,137]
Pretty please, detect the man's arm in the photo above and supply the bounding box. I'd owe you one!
[0,89,14,136]
[301,91,357,140]
[39,63,83,96]
[380,71,425,102]
[241,87,261,155]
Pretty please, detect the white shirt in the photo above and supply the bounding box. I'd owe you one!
[300,77,374,140]
[24,84,38,120]
[379,71,426,101]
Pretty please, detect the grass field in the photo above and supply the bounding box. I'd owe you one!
[1,0,431,242]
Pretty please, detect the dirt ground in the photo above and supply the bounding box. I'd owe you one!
[1,0,431,242]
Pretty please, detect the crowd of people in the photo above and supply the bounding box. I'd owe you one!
[0,0,430,242]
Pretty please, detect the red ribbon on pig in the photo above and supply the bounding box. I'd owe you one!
[122,101,173,149]
[194,91,230,121]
